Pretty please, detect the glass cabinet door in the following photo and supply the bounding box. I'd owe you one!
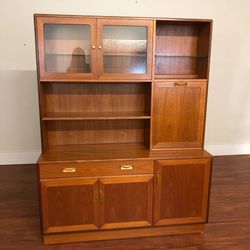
[36,17,97,80]
[97,19,153,80]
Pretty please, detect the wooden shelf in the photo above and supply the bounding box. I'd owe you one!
[103,53,146,57]
[43,111,151,121]
[155,55,208,58]
[154,74,205,79]
[38,143,211,163]
[40,79,153,83]
[46,53,91,56]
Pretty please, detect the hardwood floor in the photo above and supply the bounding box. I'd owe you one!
[0,155,250,249]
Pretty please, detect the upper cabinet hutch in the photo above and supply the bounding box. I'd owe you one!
[34,14,213,245]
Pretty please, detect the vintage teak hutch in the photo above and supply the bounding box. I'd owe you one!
[34,14,213,244]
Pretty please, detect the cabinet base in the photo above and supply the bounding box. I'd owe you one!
[44,224,205,245]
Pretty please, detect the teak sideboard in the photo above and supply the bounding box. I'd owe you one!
[34,14,213,245]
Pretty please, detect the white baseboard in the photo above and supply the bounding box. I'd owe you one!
[0,151,41,165]
[0,145,249,165]
[205,144,250,156]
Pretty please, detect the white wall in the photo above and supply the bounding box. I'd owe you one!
[0,0,250,164]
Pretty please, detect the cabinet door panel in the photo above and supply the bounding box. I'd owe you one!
[154,158,211,226]
[40,178,99,233]
[152,80,207,149]
[97,19,153,80]
[99,175,153,229]
[36,16,97,80]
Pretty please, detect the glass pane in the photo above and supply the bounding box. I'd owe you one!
[103,25,147,74]
[44,24,91,73]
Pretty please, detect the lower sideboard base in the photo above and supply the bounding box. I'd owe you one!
[44,223,205,245]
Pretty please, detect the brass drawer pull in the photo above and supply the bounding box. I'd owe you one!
[174,81,187,87]
[94,189,99,201]
[62,167,76,173]
[100,189,104,202]
[157,173,161,186]
[120,165,134,170]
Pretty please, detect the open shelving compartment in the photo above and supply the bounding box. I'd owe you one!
[41,81,151,160]
[154,20,211,79]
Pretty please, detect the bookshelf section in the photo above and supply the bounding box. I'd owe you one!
[44,119,150,146]
[155,21,210,79]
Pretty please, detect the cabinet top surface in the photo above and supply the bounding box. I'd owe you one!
[38,143,212,164]
[34,13,213,23]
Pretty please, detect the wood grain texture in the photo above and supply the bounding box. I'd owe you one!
[45,119,149,146]
[152,80,207,149]
[43,82,151,114]
[39,160,153,179]
[154,158,211,226]
[154,21,210,78]
[38,143,211,163]
[40,178,99,233]
[44,224,204,244]
[42,111,151,121]
[1,156,250,249]
[99,175,153,229]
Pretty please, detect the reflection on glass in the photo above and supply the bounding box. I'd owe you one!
[44,24,91,73]
[103,25,147,74]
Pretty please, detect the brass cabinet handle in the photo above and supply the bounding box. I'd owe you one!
[94,189,99,201]
[99,189,104,202]
[157,173,161,186]
[98,45,102,49]
[174,81,187,87]
[92,45,96,49]
[62,167,76,173]
[120,165,134,170]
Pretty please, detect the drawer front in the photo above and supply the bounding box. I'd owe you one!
[39,160,153,179]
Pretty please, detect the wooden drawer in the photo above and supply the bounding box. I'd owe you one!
[39,160,153,179]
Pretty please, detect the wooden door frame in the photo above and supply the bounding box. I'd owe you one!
[154,158,211,226]
[35,16,97,81]
[99,175,153,229]
[40,177,99,233]
[96,18,153,80]
[151,80,207,150]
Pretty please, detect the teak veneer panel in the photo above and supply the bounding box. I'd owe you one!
[43,223,205,244]
[39,160,153,179]
[45,120,150,146]
[154,21,211,77]
[43,111,151,121]
[152,80,207,149]
[43,82,151,114]
[154,158,211,226]
[40,178,99,233]
[38,143,212,163]
[99,175,153,229]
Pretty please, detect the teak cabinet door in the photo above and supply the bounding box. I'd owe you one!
[97,19,153,80]
[154,158,211,226]
[36,16,97,80]
[40,178,99,233]
[99,175,153,229]
[152,80,207,149]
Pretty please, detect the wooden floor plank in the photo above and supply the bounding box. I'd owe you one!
[0,155,250,249]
